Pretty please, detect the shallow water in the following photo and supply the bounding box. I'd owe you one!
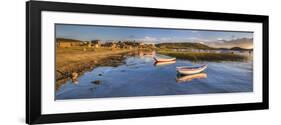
[55,52,253,100]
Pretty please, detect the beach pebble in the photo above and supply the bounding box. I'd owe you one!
[91,80,101,85]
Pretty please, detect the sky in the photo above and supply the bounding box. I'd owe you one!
[56,24,253,44]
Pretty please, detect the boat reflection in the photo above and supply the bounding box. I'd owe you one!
[154,60,176,66]
[138,51,156,57]
[176,72,207,83]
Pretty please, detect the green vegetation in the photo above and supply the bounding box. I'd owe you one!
[156,42,214,50]
[155,42,249,61]
[158,50,247,61]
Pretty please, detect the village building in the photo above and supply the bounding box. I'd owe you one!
[91,40,101,48]
[138,42,155,49]
[82,41,91,48]
[56,38,82,48]
[102,42,116,48]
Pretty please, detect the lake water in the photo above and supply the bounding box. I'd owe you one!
[55,51,253,100]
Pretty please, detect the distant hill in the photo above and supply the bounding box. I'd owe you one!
[217,48,229,50]
[156,42,215,50]
[56,38,83,43]
[206,38,253,49]
[230,47,253,51]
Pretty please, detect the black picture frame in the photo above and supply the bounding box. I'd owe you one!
[26,1,269,124]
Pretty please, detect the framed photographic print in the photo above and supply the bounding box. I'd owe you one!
[26,1,269,124]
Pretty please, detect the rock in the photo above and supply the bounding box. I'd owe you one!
[72,80,79,84]
[71,72,78,80]
[91,80,101,85]
[71,72,79,84]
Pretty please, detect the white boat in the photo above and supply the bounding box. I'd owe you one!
[153,57,176,62]
[176,73,207,83]
[176,64,207,75]
[154,60,176,66]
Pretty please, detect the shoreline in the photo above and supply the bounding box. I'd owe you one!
[55,47,140,90]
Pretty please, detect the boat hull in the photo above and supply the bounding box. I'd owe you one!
[154,57,176,62]
[177,65,207,75]
[154,60,176,66]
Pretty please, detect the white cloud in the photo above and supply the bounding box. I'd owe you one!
[188,37,199,40]
[144,36,157,41]
[137,36,157,42]
[159,37,172,41]
[217,38,223,41]
[199,41,205,44]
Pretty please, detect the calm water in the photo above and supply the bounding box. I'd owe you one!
[55,51,253,100]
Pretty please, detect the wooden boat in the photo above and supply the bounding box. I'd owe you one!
[153,57,176,62]
[154,60,176,66]
[176,64,207,75]
[176,73,207,83]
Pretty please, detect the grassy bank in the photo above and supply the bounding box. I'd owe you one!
[157,50,248,62]
[56,47,137,89]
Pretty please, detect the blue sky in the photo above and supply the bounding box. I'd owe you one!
[56,24,253,43]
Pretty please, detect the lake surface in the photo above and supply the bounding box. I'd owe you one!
[55,51,253,100]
